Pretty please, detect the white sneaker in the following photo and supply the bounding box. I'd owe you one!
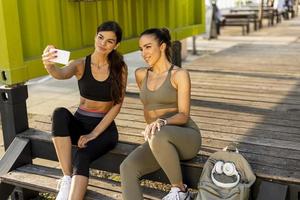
[162,185,191,200]
[56,176,72,200]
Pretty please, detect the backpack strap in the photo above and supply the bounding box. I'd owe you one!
[223,146,239,153]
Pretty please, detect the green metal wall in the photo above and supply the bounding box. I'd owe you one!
[0,0,205,86]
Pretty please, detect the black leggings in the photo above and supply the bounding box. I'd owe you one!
[51,107,118,177]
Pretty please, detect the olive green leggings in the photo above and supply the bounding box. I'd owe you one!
[120,122,201,200]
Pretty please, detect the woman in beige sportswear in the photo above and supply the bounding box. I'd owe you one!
[120,28,201,200]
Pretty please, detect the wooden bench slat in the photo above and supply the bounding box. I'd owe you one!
[30,104,300,137]
[28,112,300,163]
[187,64,300,73]
[29,95,300,127]
[17,129,300,185]
[185,63,300,76]
[28,113,300,159]
[123,99,300,122]
[119,109,300,140]
[128,82,300,105]
[118,133,300,173]
[114,118,300,151]
[124,96,300,118]
[118,108,300,136]
[128,84,300,104]
[0,164,166,200]
[189,73,300,84]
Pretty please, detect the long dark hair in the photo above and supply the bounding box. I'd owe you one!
[97,21,127,104]
[140,28,172,62]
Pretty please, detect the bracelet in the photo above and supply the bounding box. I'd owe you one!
[158,118,168,126]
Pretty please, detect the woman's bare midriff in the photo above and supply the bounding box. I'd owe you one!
[144,107,178,124]
[79,96,114,113]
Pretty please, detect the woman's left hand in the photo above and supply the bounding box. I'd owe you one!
[78,133,97,148]
[142,119,163,141]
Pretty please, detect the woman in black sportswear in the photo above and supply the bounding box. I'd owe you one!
[42,21,127,200]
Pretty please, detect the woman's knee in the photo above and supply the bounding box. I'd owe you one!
[52,107,70,122]
[148,128,169,151]
[120,158,134,174]
[51,107,71,137]
[120,158,141,179]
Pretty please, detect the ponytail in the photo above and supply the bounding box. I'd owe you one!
[108,50,127,105]
[140,28,172,62]
[97,21,127,104]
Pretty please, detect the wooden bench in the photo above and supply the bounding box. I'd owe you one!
[2,42,300,199]
[222,19,250,35]
[221,13,253,35]
[229,10,260,30]
[2,91,300,199]
[230,7,275,27]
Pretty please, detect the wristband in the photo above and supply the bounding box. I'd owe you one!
[158,118,167,126]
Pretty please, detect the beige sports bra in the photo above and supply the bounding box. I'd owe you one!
[140,65,178,111]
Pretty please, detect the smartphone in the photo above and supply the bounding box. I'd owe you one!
[49,48,70,65]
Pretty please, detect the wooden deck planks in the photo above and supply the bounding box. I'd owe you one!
[27,111,300,184]
[122,43,300,184]
[183,43,300,183]
[24,39,300,186]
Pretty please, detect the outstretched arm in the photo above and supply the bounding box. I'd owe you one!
[42,45,82,80]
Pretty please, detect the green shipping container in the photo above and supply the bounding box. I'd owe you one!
[0,0,205,86]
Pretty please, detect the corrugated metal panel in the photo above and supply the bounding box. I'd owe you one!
[0,0,205,85]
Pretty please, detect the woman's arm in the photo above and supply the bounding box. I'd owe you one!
[78,65,128,148]
[163,68,191,125]
[42,45,83,80]
[144,68,191,139]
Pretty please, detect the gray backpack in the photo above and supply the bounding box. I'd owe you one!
[196,147,256,200]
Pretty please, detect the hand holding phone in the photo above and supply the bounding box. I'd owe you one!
[49,48,70,65]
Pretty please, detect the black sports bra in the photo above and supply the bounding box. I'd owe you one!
[78,55,112,101]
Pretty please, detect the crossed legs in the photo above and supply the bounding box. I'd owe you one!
[120,125,201,200]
